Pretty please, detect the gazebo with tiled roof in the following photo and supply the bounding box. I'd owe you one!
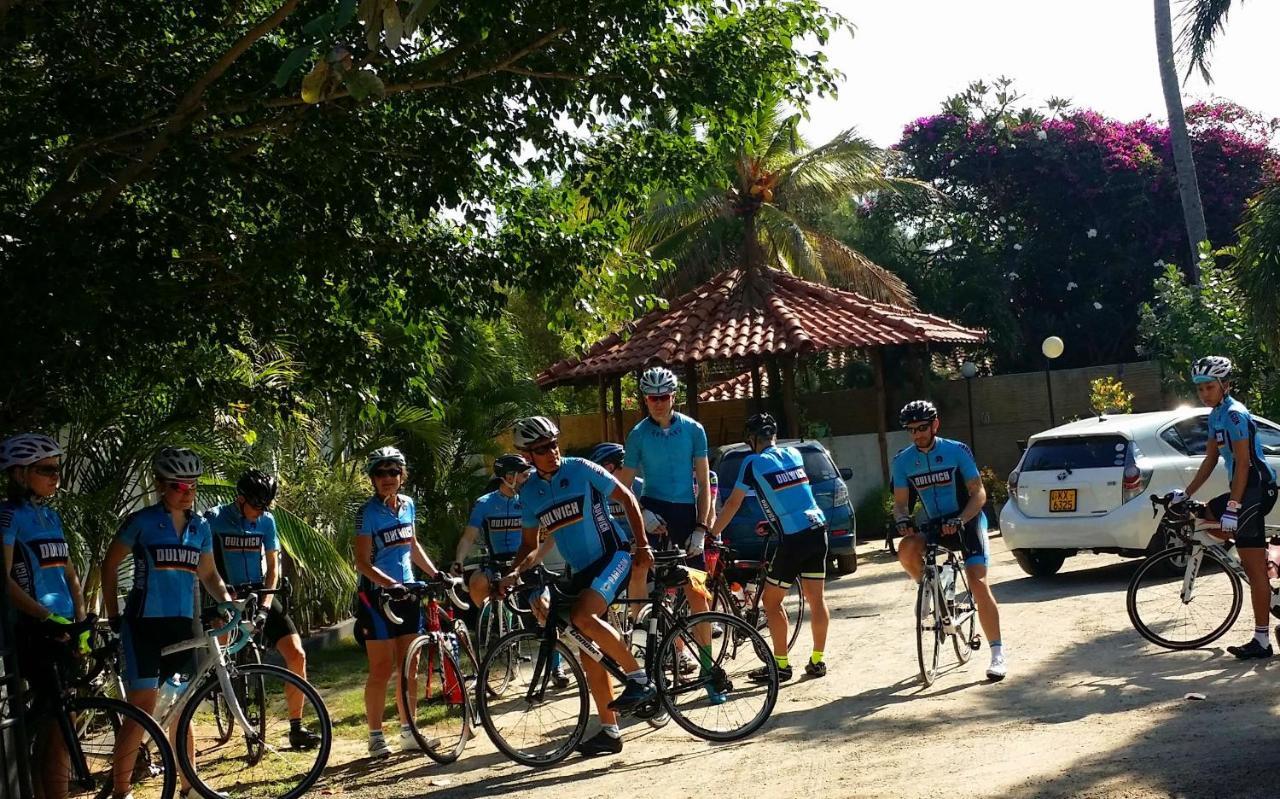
[537,268,985,480]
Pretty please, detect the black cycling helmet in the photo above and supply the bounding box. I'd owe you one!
[493,453,530,478]
[744,413,778,437]
[899,400,939,428]
[236,468,278,509]
[590,443,626,468]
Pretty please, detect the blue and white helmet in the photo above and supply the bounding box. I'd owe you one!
[0,433,64,471]
[365,446,407,475]
[639,366,678,396]
[513,416,560,450]
[1191,355,1232,384]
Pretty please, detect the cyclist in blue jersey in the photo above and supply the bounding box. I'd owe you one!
[203,469,321,748]
[1178,356,1279,659]
[500,416,656,756]
[617,368,715,672]
[101,446,233,797]
[712,414,831,681]
[891,401,1005,681]
[453,454,532,607]
[352,446,451,758]
[2,433,90,799]
[592,442,669,628]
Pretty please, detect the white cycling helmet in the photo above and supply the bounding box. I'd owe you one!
[1191,355,1233,384]
[0,433,65,471]
[152,447,203,481]
[639,366,678,396]
[513,416,560,450]
[365,446,407,475]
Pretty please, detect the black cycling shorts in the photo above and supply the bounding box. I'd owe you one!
[1207,485,1278,549]
[641,496,705,569]
[922,517,991,567]
[766,525,829,588]
[260,603,298,648]
[353,589,423,643]
[120,616,197,691]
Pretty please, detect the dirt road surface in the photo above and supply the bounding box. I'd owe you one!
[323,536,1280,799]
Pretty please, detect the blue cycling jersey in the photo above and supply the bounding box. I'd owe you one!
[521,457,630,571]
[1209,396,1277,490]
[467,490,525,558]
[623,413,708,504]
[891,437,984,523]
[116,503,212,619]
[607,476,643,523]
[203,503,280,587]
[1,500,75,618]
[355,495,417,589]
[734,446,826,535]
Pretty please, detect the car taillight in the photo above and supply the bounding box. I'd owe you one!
[1007,468,1019,493]
[1121,464,1151,503]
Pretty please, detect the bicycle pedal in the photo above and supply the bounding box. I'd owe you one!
[631,700,660,720]
[969,637,982,651]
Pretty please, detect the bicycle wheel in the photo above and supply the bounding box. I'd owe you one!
[176,663,331,799]
[732,578,805,653]
[476,629,589,767]
[657,611,778,742]
[916,577,944,686]
[1127,545,1243,649]
[400,633,471,764]
[950,568,977,665]
[41,696,177,799]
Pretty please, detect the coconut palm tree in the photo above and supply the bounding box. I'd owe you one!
[629,99,922,306]
[1155,0,1209,283]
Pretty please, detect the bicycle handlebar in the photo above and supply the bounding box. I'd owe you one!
[379,575,468,625]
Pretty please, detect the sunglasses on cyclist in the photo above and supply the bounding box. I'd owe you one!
[371,468,403,479]
[906,423,933,434]
[527,441,559,456]
[166,480,197,493]
[28,465,61,478]
[644,393,673,403]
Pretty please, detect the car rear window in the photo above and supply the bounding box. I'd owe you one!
[715,447,838,487]
[1020,435,1130,471]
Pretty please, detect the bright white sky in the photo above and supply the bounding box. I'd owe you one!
[802,0,1279,147]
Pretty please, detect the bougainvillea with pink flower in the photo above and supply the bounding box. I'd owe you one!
[879,82,1277,369]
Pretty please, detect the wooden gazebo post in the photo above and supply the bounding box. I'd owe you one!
[781,354,800,439]
[685,364,700,420]
[750,359,763,412]
[597,375,609,442]
[871,348,890,484]
[612,376,624,442]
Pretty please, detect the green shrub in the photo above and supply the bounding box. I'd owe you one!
[981,466,1009,511]
[856,485,895,538]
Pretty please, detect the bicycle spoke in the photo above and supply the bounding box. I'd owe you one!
[478,631,588,767]
[40,698,176,799]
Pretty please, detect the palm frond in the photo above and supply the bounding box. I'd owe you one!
[628,185,727,257]
[775,128,902,209]
[1237,182,1280,357]
[756,203,827,283]
[1177,0,1237,82]
[808,231,917,307]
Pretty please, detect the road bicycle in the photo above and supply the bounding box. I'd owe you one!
[476,549,778,767]
[23,617,178,799]
[1127,493,1280,649]
[471,555,531,653]
[699,523,807,653]
[105,596,332,799]
[912,519,980,686]
[387,575,480,765]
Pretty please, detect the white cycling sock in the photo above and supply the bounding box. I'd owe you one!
[602,724,621,738]
[1254,626,1270,647]
[626,669,649,685]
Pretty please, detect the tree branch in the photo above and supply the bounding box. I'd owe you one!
[86,0,301,218]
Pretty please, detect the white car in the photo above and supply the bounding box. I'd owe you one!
[999,407,1280,576]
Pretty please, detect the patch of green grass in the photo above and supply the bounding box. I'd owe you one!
[306,639,465,740]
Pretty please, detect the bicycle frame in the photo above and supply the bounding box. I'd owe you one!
[148,605,261,738]
[519,560,718,711]
[1157,501,1280,607]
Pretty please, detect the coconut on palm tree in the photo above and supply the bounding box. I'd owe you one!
[629,99,922,306]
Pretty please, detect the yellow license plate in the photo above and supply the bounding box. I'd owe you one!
[1049,489,1077,512]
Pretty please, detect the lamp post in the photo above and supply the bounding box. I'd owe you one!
[961,360,978,458]
[1041,336,1064,427]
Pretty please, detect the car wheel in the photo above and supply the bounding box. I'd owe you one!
[830,552,858,576]
[1011,548,1067,577]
